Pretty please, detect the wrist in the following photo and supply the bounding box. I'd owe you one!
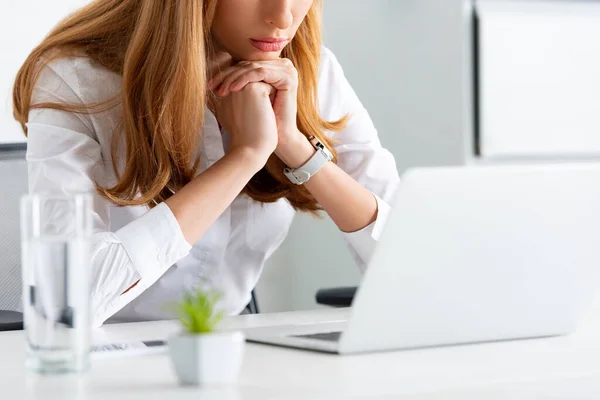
[228,146,271,172]
[276,133,316,169]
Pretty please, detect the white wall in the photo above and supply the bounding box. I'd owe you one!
[478,0,600,159]
[0,0,90,144]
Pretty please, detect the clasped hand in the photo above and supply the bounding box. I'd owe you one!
[208,58,309,166]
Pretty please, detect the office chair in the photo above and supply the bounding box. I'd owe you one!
[246,290,260,314]
[0,144,27,331]
[316,287,357,308]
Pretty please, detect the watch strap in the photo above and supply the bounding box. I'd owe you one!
[284,139,333,185]
[302,148,329,175]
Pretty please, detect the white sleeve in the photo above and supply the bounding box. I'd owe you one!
[26,58,191,327]
[318,47,400,271]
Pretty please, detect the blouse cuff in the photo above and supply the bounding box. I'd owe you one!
[114,202,192,280]
[342,193,392,265]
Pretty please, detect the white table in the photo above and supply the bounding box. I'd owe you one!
[2,307,600,399]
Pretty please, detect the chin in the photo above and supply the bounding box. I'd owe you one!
[243,51,284,62]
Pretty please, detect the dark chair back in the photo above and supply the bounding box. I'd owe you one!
[0,143,27,331]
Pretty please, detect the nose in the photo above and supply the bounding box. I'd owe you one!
[263,0,294,30]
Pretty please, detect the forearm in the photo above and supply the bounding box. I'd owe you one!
[306,162,378,232]
[277,136,378,233]
[166,147,266,244]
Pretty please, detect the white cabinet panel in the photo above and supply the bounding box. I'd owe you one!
[0,0,90,144]
[478,1,600,158]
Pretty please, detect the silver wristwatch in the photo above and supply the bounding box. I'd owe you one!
[283,136,333,185]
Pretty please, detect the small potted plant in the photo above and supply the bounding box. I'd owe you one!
[168,288,245,386]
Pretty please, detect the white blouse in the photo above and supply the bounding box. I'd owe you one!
[25,47,400,326]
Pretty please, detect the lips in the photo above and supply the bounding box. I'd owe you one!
[250,38,289,52]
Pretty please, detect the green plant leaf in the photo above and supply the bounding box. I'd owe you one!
[169,287,225,334]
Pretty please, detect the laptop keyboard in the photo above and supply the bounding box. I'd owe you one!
[292,331,342,342]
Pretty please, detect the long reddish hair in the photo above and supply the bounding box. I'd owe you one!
[12,0,346,212]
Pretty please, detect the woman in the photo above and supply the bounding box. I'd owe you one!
[12,0,399,326]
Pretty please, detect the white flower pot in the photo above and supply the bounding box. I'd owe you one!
[168,330,245,386]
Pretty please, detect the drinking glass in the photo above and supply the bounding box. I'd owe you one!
[20,193,92,374]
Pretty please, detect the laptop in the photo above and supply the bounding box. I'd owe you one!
[245,163,600,354]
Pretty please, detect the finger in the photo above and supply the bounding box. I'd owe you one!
[207,74,222,90]
[218,66,258,96]
[207,65,240,90]
[227,69,270,93]
[276,58,295,68]
[208,61,258,90]
[231,67,295,93]
[227,67,278,95]
[219,61,281,95]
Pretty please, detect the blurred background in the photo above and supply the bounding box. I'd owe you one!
[2,0,600,313]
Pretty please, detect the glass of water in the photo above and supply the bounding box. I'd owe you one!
[20,193,92,374]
